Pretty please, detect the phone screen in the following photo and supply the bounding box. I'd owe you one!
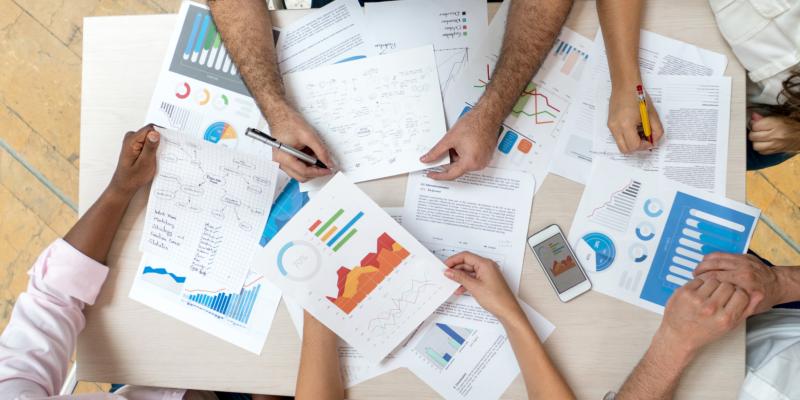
[532,233,586,293]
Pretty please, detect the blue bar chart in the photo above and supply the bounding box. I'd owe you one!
[186,278,262,324]
[414,323,474,370]
[641,192,757,306]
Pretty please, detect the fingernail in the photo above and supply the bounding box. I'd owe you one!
[420,154,429,162]
[444,270,453,278]
[147,131,159,143]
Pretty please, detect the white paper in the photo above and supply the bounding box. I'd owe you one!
[144,1,271,156]
[140,128,279,290]
[398,299,554,400]
[402,168,535,293]
[551,29,728,184]
[568,159,759,313]
[443,2,592,186]
[129,254,282,353]
[282,46,449,191]
[275,0,374,74]
[593,74,731,194]
[254,173,459,362]
[364,0,488,98]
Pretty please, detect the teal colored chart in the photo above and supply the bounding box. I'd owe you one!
[581,232,616,272]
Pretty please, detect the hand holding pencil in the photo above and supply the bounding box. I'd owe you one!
[606,83,664,154]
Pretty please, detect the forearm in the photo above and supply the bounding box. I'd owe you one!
[502,310,575,400]
[296,313,343,400]
[477,0,573,129]
[209,0,292,121]
[616,331,695,400]
[597,0,643,89]
[776,266,800,303]
[63,186,134,264]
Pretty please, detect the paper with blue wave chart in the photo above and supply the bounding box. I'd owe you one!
[569,159,759,314]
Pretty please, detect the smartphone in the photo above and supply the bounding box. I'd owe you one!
[528,224,591,302]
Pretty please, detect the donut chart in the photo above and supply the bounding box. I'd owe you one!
[643,198,664,217]
[175,82,191,99]
[203,121,237,144]
[577,232,616,272]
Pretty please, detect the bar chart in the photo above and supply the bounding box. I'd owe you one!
[169,4,250,96]
[640,192,757,306]
[553,38,589,79]
[308,208,364,252]
[588,180,642,232]
[414,323,474,370]
[185,276,263,324]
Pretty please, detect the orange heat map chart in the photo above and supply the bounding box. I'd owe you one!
[326,233,410,314]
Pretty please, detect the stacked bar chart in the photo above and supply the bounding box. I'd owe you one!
[185,278,262,324]
[415,323,474,370]
[308,209,364,252]
[553,38,589,79]
[169,4,250,96]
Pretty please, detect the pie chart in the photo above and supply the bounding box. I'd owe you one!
[576,232,616,272]
[203,121,237,146]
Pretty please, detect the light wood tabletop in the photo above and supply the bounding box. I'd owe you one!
[78,1,746,398]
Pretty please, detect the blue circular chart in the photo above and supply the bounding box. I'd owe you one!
[635,222,656,241]
[277,240,320,281]
[629,244,648,263]
[581,232,616,272]
[643,198,664,217]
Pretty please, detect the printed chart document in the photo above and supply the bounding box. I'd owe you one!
[254,173,459,362]
[283,46,449,190]
[140,128,279,290]
[402,168,535,292]
[275,0,374,74]
[400,300,554,400]
[593,75,731,194]
[144,1,271,155]
[568,159,759,313]
[129,254,281,353]
[444,0,592,185]
[551,29,729,184]
[364,0,488,98]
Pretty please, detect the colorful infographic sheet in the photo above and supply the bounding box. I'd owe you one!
[443,0,592,185]
[569,159,759,313]
[254,173,459,362]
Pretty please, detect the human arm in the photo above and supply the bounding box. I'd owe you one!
[615,278,750,400]
[694,252,800,315]
[444,252,575,400]
[421,0,573,180]
[0,125,160,396]
[208,0,334,181]
[295,311,344,400]
[597,0,664,153]
[749,112,800,155]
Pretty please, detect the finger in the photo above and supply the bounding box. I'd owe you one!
[420,135,453,163]
[443,268,479,291]
[696,278,721,297]
[136,128,160,166]
[694,258,733,276]
[450,263,477,274]
[301,133,337,170]
[709,281,736,308]
[444,251,487,268]
[751,116,778,132]
[683,278,705,291]
[426,161,467,180]
[750,112,764,122]
[608,124,629,154]
[724,288,751,320]
[748,129,772,142]
[752,141,778,155]
[273,151,330,181]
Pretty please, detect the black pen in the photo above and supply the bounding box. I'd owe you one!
[245,127,328,169]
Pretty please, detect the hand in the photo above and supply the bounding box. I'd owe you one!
[749,113,800,155]
[655,278,749,358]
[607,86,664,154]
[694,252,788,315]
[443,252,523,323]
[420,107,499,180]
[108,124,161,197]
[268,105,335,182]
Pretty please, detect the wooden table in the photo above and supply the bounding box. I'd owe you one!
[78,1,746,398]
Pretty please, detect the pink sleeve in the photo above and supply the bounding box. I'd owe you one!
[0,239,108,397]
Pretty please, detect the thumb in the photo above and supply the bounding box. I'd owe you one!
[420,135,452,163]
[444,268,479,291]
[751,112,764,122]
[138,129,160,164]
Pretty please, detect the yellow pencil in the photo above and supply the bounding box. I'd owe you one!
[636,84,653,145]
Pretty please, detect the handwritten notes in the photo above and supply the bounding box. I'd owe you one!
[141,128,279,289]
[282,45,449,190]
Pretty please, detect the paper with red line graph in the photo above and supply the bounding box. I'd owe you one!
[254,173,459,363]
[442,0,592,190]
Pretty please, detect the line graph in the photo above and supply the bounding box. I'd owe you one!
[185,275,264,324]
[367,277,438,336]
[472,62,563,125]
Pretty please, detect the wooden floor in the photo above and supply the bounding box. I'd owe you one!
[0,0,798,395]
